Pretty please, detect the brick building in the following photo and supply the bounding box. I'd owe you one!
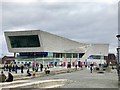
[106,53,117,65]
[2,56,15,64]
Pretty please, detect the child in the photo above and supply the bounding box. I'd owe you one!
[32,70,36,77]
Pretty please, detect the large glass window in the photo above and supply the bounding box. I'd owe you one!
[73,53,77,58]
[79,53,84,58]
[9,35,40,48]
[66,53,72,58]
[62,53,66,58]
[53,53,62,58]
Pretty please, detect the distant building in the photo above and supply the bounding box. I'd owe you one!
[106,53,117,65]
[4,30,109,66]
[2,56,15,64]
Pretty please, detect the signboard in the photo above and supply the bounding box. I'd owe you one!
[19,52,48,57]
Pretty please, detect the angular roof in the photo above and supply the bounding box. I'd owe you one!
[4,30,89,53]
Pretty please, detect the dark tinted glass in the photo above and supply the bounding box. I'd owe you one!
[9,35,40,48]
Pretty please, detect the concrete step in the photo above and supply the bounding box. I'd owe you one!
[1,79,72,88]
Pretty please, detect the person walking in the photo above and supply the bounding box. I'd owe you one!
[90,66,93,73]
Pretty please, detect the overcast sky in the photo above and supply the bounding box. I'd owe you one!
[0,0,119,57]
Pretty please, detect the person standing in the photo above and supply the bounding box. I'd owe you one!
[78,61,80,68]
[40,63,43,72]
[0,71,6,82]
[36,63,39,72]
[21,64,24,73]
[6,64,8,71]
[3,64,6,71]
[75,64,77,70]
[32,64,35,71]
[8,64,12,72]
[80,61,83,69]
[47,64,49,69]
[12,64,15,72]
[15,64,18,74]
[67,62,71,73]
[67,62,71,68]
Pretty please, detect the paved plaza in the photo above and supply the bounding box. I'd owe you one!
[29,68,119,88]
[0,67,119,89]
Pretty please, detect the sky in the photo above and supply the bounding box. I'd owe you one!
[0,0,119,57]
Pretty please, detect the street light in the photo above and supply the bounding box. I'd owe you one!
[116,35,120,84]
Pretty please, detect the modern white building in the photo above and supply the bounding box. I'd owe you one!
[4,30,109,66]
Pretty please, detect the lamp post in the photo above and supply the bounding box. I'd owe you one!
[116,35,120,84]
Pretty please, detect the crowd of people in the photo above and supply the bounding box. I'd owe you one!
[1,61,109,83]
[0,62,51,82]
[66,61,110,73]
[3,63,22,74]
[3,62,45,73]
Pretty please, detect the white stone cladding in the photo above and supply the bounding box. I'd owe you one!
[4,30,109,63]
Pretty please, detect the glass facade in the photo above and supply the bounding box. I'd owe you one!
[17,52,84,59]
[16,52,85,65]
[9,35,40,48]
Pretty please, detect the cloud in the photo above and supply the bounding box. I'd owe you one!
[1,0,118,56]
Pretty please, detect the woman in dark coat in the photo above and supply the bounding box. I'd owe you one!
[6,72,13,82]
[40,63,43,72]
[27,68,31,76]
